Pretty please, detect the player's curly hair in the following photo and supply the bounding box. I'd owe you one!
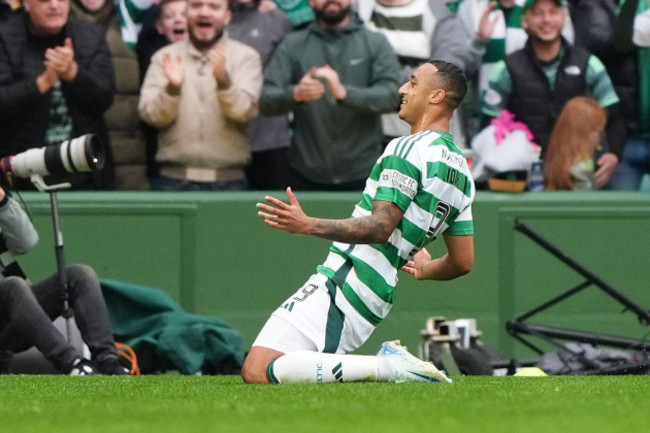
[426,60,467,110]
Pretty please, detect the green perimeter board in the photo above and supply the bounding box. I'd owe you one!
[13,191,650,359]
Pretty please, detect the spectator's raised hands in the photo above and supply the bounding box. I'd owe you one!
[313,65,347,100]
[292,67,325,102]
[44,38,78,81]
[162,52,184,89]
[476,1,499,42]
[209,45,231,89]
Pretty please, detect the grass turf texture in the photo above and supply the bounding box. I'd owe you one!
[1,375,648,433]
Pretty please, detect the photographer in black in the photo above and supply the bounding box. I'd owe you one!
[0,185,127,375]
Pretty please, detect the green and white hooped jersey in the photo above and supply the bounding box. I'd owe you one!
[317,130,475,326]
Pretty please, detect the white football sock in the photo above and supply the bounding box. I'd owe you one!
[269,351,392,384]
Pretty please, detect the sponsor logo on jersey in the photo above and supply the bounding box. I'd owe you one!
[379,169,417,198]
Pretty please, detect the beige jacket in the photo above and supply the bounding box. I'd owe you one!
[138,34,262,171]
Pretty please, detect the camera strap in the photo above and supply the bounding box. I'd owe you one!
[0,234,28,280]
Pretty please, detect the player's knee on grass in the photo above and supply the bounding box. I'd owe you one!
[242,347,283,384]
[241,357,269,384]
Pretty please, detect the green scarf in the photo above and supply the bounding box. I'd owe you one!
[483,3,526,64]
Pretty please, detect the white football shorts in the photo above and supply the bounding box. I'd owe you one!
[252,273,376,354]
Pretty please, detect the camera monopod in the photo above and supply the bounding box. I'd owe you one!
[30,175,75,341]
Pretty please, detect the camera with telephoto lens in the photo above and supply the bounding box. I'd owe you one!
[0,134,105,189]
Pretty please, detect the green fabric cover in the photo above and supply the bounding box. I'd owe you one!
[100,279,245,375]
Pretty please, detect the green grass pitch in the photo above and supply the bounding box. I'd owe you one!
[1,375,648,433]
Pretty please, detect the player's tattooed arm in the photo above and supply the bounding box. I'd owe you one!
[309,200,402,244]
[257,187,404,244]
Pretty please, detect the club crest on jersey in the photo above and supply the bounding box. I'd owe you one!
[379,169,417,198]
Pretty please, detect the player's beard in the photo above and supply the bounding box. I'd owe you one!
[313,2,350,26]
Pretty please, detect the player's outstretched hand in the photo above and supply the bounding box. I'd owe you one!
[401,248,432,279]
[256,187,313,235]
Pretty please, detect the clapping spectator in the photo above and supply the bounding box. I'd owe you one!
[136,0,188,185]
[137,0,188,82]
[0,0,115,189]
[261,0,401,191]
[138,0,263,191]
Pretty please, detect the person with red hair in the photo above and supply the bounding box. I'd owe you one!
[544,96,607,190]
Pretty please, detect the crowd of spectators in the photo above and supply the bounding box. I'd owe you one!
[0,0,649,191]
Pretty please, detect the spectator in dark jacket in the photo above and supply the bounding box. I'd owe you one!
[0,0,115,189]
